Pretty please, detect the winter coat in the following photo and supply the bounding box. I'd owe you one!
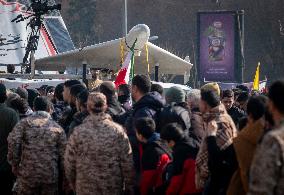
[106,97,126,125]
[158,102,191,133]
[189,107,206,148]
[58,105,77,134]
[140,133,172,195]
[247,122,284,195]
[195,104,237,190]
[125,92,165,175]
[166,137,201,195]
[227,119,264,195]
[68,111,89,138]
[52,101,66,122]
[227,106,246,128]
[0,103,19,172]
[64,113,134,195]
[204,136,238,195]
[7,111,66,187]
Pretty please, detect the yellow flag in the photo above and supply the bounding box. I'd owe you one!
[253,62,260,90]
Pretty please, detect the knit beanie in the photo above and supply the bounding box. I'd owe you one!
[201,82,221,96]
[165,86,186,104]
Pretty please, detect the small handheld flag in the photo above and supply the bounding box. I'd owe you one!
[253,62,260,90]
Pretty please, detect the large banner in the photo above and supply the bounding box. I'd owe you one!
[0,0,74,65]
[198,11,240,82]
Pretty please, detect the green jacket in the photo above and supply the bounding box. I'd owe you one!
[0,103,19,171]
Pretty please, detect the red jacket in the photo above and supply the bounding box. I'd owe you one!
[166,138,202,195]
[140,139,171,195]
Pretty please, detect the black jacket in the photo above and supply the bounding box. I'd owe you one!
[68,111,89,138]
[157,102,191,133]
[125,92,165,176]
[58,104,77,135]
[205,136,238,195]
[106,97,126,125]
[0,104,19,172]
[227,106,245,128]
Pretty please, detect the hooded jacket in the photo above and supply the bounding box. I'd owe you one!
[125,92,165,175]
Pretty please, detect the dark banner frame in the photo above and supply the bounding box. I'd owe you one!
[197,10,244,83]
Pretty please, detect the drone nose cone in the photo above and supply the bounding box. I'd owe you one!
[126,24,150,51]
[133,24,150,36]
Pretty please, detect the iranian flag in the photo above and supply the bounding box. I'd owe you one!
[114,40,136,88]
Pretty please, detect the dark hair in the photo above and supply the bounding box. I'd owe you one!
[7,64,15,74]
[10,97,29,114]
[64,80,81,88]
[27,89,40,108]
[77,90,89,108]
[236,91,249,102]
[54,83,64,101]
[222,89,234,99]
[45,86,55,95]
[70,84,86,98]
[268,80,284,114]
[33,96,52,112]
[0,84,7,103]
[201,90,220,108]
[135,117,156,139]
[118,84,130,97]
[132,74,151,94]
[99,82,116,98]
[151,83,164,95]
[247,95,268,121]
[236,85,249,93]
[160,123,184,142]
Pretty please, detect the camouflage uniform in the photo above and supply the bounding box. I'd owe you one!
[7,111,66,195]
[247,122,284,195]
[88,79,103,91]
[64,113,134,195]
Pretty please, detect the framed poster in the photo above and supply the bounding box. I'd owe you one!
[197,11,244,82]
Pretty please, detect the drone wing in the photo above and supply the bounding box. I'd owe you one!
[35,38,123,71]
[35,40,192,75]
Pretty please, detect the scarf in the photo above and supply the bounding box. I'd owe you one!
[195,104,237,189]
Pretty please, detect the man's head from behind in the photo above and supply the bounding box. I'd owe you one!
[99,81,116,102]
[33,96,53,113]
[247,95,268,124]
[0,83,7,103]
[200,90,220,113]
[151,83,164,96]
[70,84,87,106]
[131,74,151,102]
[135,117,156,143]
[222,89,234,110]
[160,123,184,148]
[268,80,284,124]
[63,80,82,104]
[187,89,201,110]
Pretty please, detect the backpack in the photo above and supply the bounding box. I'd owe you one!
[157,103,191,132]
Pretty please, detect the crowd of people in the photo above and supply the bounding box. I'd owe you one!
[0,74,284,195]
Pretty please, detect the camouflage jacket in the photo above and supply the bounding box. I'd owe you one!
[248,122,284,195]
[7,111,66,184]
[64,113,134,195]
